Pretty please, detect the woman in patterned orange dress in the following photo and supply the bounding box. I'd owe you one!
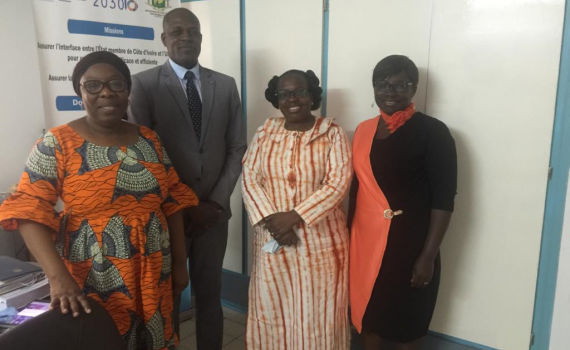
[242,70,352,350]
[0,52,198,350]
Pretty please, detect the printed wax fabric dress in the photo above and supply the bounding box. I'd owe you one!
[242,117,353,350]
[0,124,198,350]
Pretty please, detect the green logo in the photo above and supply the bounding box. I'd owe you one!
[149,0,167,9]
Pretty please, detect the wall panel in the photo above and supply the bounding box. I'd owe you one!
[0,0,45,192]
[245,0,323,138]
[327,0,434,134]
[550,175,570,350]
[425,1,563,349]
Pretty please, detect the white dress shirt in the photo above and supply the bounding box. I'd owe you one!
[169,58,203,101]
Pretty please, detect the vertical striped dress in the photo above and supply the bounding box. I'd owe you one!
[242,117,352,350]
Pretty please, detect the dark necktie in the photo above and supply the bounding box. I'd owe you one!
[184,71,202,140]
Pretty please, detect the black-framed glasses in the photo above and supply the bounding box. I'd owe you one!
[80,80,128,94]
[374,80,414,93]
[277,89,310,101]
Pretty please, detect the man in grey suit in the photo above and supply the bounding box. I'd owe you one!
[128,8,246,350]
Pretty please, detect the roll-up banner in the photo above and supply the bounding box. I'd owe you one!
[32,0,181,127]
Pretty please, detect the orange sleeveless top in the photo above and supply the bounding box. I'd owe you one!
[349,116,395,332]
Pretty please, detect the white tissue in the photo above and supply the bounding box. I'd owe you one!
[262,239,283,254]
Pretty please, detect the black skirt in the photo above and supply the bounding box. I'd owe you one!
[362,254,441,342]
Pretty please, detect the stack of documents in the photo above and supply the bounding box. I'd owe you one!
[0,256,49,311]
[0,271,45,295]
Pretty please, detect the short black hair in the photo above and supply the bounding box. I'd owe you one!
[265,70,323,110]
[163,7,200,30]
[72,51,131,97]
[372,55,419,86]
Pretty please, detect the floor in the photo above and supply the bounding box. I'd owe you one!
[420,336,477,350]
[351,330,480,350]
[178,307,247,350]
[178,307,479,350]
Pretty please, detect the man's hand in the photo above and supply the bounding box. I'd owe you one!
[185,201,223,230]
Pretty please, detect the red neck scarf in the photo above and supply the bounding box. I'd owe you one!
[380,103,416,134]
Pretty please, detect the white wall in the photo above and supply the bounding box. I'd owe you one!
[328,0,434,132]
[427,2,562,349]
[327,1,564,349]
[245,0,323,138]
[0,0,44,192]
[550,172,570,350]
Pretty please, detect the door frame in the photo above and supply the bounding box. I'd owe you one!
[530,1,570,349]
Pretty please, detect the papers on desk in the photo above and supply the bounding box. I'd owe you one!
[0,272,45,295]
[0,257,50,311]
[0,256,42,284]
[0,279,49,311]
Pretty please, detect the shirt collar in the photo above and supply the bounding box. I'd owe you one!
[266,117,335,145]
[169,58,201,81]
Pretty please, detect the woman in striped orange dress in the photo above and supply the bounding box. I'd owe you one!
[242,70,352,350]
[0,51,198,350]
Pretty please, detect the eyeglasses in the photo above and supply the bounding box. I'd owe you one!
[277,89,310,101]
[80,80,128,94]
[374,81,414,93]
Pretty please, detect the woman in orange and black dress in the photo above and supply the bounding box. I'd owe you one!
[0,51,197,350]
[348,55,457,350]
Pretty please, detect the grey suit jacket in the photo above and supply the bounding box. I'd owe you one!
[128,61,246,220]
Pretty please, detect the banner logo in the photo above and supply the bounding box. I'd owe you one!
[147,0,170,10]
[128,0,139,11]
[93,0,138,11]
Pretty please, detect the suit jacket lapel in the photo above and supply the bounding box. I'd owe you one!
[200,66,215,147]
[162,61,196,136]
